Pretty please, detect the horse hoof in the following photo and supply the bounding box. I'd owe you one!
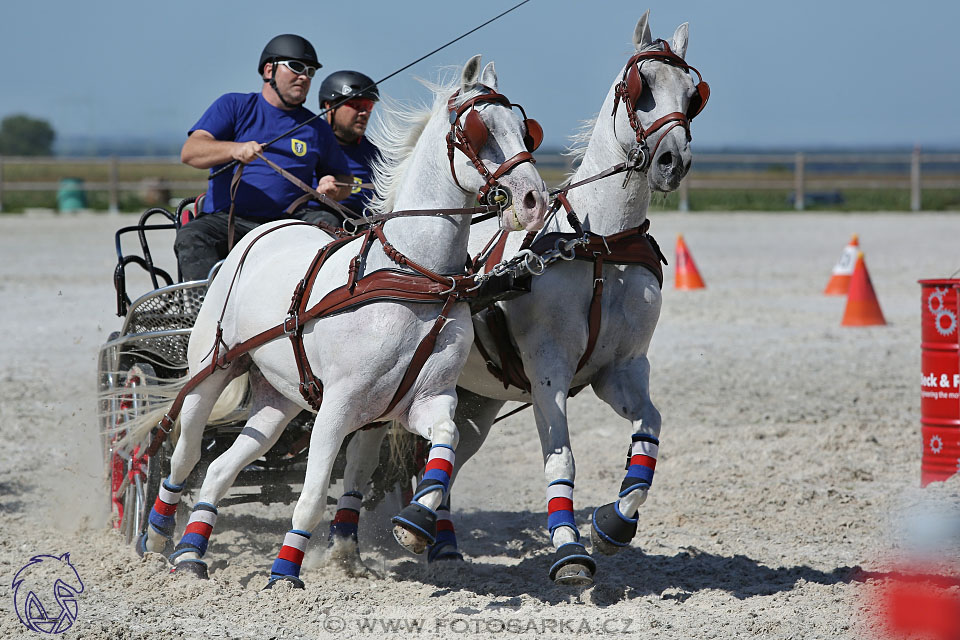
[553,563,595,586]
[392,524,430,554]
[427,537,464,562]
[263,575,305,590]
[590,502,638,556]
[391,503,437,554]
[590,525,623,556]
[428,549,464,563]
[549,542,596,586]
[135,532,149,558]
[172,559,208,580]
[136,530,172,558]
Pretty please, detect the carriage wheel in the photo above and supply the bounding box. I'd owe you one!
[103,362,168,544]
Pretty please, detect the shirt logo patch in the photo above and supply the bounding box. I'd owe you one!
[291,139,307,157]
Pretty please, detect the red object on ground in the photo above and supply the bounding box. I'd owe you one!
[675,234,705,290]
[870,575,960,640]
[841,252,886,326]
[919,279,960,486]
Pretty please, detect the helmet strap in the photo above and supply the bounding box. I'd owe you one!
[267,62,301,109]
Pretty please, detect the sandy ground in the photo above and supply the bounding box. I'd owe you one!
[1,210,959,639]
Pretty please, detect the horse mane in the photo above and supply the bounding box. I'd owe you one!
[561,114,599,185]
[367,74,487,215]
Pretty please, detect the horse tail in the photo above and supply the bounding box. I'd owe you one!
[386,422,425,480]
[98,368,185,452]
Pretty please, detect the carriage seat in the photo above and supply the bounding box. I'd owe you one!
[177,194,206,228]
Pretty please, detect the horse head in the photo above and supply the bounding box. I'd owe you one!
[614,10,710,192]
[447,55,549,232]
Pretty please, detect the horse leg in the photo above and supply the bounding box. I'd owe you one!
[326,424,388,562]
[426,387,505,562]
[139,367,237,556]
[528,372,596,586]
[169,368,302,577]
[266,394,356,589]
[589,356,661,555]
[391,392,461,555]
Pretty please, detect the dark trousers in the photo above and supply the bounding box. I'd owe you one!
[174,209,341,282]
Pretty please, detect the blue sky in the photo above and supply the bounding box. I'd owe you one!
[2,1,958,151]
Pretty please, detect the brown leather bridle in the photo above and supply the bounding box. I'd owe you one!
[446,86,543,207]
[611,39,710,173]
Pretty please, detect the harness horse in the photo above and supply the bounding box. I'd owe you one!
[339,11,710,586]
[113,56,549,587]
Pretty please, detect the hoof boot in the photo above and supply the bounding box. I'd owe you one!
[549,542,596,586]
[391,503,437,554]
[172,559,208,580]
[428,542,464,563]
[264,575,305,590]
[590,502,638,556]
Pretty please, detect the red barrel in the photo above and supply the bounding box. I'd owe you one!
[919,279,960,486]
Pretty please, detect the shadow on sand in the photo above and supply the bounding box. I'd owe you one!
[389,508,858,606]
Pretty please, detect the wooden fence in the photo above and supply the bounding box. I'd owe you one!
[0,148,957,212]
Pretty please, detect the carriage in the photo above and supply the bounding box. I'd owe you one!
[96,200,412,544]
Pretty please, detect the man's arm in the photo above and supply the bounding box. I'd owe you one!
[316,174,353,202]
[181,130,263,169]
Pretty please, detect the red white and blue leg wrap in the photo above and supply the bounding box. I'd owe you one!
[328,492,363,543]
[415,444,455,500]
[170,502,217,561]
[271,529,311,580]
[547,479,578,543]
[621,433,658,499]
[147,478,183,538]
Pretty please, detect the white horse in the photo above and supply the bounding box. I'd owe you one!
[337,11,709,586]
[124,55,549,587]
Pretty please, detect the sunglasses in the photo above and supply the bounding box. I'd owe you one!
[342,97,375,113]
[275,60,318,78]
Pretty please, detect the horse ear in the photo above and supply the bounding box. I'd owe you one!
[59,552,71,563]
[633,10,652,50]
[461,54,483,93]
[672,22,689,59]
[480,61,498,92]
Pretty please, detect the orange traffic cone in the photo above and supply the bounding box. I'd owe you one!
[841,252,886,326]
[824,233,860,295]
[675,234,706,290]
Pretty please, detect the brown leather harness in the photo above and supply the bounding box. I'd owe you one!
[474,221,666,393]
[142,88,540,458]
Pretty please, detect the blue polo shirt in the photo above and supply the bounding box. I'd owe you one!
[191,92,350,220]
[338,136,381,215]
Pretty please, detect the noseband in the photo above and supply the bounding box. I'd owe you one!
[611,39,710,172]
[446,87,542,208]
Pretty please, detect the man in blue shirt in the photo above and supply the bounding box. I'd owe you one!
[175,34,353,281]
[316,70,382,217]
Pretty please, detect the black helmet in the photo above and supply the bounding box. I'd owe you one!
[258,34,321,75]
[318,70,379,106]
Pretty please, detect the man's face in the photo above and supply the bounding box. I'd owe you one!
[267,60,313,106]
[329,98,375,143]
